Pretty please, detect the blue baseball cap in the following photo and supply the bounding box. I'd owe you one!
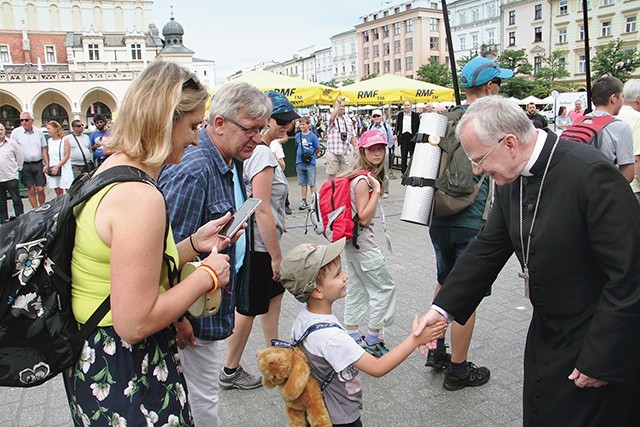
[460,57,514,88]
[265,91,300,122]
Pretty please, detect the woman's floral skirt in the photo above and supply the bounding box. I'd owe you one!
[63,325,192,426]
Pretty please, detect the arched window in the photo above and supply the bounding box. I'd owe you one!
[0,105,20,133]
[2,2,13,29]
[49,4,60,30]
[93,6,103,31]
[26,3,38,30]
[114,7,124,31]
[42,103,70,132]
[72,5,81,31]
[85,102,112,124]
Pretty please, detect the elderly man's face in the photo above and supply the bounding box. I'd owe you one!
[20,113,34,131]
[220,112,267,162]
[575,100,582,110]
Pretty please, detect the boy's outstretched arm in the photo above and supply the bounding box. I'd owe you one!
[354,316,447,378]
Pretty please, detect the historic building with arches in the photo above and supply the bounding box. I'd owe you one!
[0,0,215,132]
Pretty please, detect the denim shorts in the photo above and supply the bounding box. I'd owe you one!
[297,162,316,186]
[429,225,490,297]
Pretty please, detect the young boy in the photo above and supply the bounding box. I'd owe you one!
[295,117,320,210]
[280,238,447,427]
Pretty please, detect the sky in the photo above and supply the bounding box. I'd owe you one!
[150,1,379,84]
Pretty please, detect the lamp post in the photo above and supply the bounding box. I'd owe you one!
[551,90,559,132]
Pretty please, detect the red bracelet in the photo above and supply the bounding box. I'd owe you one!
[199,263,220,293]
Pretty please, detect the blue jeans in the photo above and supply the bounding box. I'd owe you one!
[296,162,317,186]
[429,226,480,284]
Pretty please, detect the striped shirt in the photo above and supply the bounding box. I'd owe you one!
[158,127,249,341]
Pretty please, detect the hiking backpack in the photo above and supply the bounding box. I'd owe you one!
[560,114,617,149]
[403,106,488,218]
[0,166,174,387]
[307,172,369,247]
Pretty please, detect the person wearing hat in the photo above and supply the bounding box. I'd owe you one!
[280,238,447,427]
[221,91,300,389]
[424,56,513,391]
[368,109,396,192]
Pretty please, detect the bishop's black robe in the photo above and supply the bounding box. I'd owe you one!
[434,130,640,427]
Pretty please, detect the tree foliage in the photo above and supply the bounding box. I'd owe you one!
[416,59,453,87]
[321,78,338,88]
[341,78,355,86]
[360,74,378,81]
[496,49,532,75]
[531,51,572,97]
[592,39,640,82]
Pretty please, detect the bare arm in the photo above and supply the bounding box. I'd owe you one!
[634,154,640,182]
[251,166,283,281]
[619,163,634,183]
[354,176,380,227]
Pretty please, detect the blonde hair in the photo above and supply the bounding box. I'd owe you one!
[107,61,209,167]
[338,147,386,192]
[46,120,63,139]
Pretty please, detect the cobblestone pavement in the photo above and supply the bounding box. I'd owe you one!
[0,162,531,426]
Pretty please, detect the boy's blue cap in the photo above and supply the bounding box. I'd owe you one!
[460,57,514,88]
[265,91,300,122]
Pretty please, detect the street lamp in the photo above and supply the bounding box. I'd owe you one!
[551,90,559,132]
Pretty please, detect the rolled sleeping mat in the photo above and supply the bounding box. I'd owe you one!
[401,113,448,226]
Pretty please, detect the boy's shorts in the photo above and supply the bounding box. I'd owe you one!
[237,250,285,316]
[297,162,316,186]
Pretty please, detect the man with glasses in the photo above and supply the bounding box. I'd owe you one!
[10,111,48,208]
[158,81,271,427]
[416,95,640,427]
[424,56,513,392]
[326,97,358,180]
[66,120,93,178]
[0,123,24,222]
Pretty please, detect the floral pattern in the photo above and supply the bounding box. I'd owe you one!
[13,238,48,286]
[64,326,192,426]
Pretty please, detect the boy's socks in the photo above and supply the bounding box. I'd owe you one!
[223,366,237,375]
[449,361,468,375]
[348,329,361,341]
[364,331,380,346]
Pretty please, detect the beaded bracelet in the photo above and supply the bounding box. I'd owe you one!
[197,263,219,293]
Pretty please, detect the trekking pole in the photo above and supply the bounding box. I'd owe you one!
[441,0,461,105]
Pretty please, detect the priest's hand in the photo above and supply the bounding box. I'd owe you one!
[568,368,608,388]
[414,308,448,355]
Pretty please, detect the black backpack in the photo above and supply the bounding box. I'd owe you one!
[0,166,173,387]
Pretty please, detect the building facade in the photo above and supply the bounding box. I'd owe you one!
[355,0,446,80]
[0,0,213,132]
[448,0,503,61]
[330,29,358,85]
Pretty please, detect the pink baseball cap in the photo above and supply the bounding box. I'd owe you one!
[358,129,388,148]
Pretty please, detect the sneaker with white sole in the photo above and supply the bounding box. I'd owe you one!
[358,336,390,358]
[219,366,263,390]
[299,200,308,210]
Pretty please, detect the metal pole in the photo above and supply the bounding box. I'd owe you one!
[581,0,592,112]
[441,0,461,105]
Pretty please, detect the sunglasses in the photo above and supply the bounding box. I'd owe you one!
[182,73,204,91]
[20,118,32,122]
[274,118,292,127]
[73,124,85,128]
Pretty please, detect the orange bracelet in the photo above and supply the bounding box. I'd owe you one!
[198,263,219,293]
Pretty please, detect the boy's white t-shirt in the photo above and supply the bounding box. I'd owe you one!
[292,305,365,425]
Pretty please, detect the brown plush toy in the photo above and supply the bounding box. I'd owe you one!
[257,346,332,427]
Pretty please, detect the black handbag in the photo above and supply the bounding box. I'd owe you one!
[46,166,61,176]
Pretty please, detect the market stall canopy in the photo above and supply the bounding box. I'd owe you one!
[519,95,543,105]
[210,70,340,107]
[338,74,455,106]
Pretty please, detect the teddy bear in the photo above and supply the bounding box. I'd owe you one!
[257,345,332,427]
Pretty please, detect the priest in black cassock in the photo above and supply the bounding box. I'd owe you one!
[416,95,640,427]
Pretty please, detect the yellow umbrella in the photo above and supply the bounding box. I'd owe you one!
[210,70,340,108]
[339,74,455,106]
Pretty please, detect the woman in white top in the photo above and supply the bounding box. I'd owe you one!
[45,120,74,196]
[555,106,572,135]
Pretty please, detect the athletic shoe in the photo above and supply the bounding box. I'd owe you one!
[443,362,490,391]
[299,200,308,210]
[358,336,390,358]
[425,347,451,370]
[219,366,263,390]
[285,205,292,215]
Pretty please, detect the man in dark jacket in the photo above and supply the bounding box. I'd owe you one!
[526,102,548,129]
[416,95,640,427]
[394,100,420,174]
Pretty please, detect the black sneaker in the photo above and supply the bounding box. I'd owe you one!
[425,348,451,370]
[443,362,490,391]
[285,205,292,215]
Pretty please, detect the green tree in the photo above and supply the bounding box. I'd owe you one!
[416,59,452,87]
[341,78,355,86]
[496,49,532,75]
[456,54,475,73]
[321,78,338,88]
[592,38,640,82]
[532,51,571,97]
[360,74,378,81]
[499,76,535,99]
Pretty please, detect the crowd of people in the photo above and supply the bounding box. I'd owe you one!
[1,57,639,427]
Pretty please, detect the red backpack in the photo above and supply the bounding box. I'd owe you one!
[561,115,617,149]
[307,172,369,247]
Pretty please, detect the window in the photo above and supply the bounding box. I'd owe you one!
[579,25,585,40]
[578,55,586,73]
[406,38,413,52]
[534,56,542,74]
[394,40,401,53]
[558,28,567,43]
[351,61,356,72]
[559,0,568,15]
[459,12,466,25]
[406,19,413,33]
[364,64,370,75]
[602,0,612,5]
[373,45,379,58]
[509,32,516,46]
[430,18,439,32]
[383,42,390,55]
[601,21,611,37]
[130,43,142,60]
[373,62,380,74]
[471,8,479,21]
[45,45,56,63]
[384,60,390,73]
[0,45,10,63]
[363,31,369,42]
[373,28,379,40]
[472,34,478,49]
[431,56,439,63]
[508,11,515,26]
[394,22,401,35]
[487,30,495,45]
[383,25,389,37]
[351,42,356,54]
[626,16,637,33]
[406,56,413,71]
[558,57,566,70]
[534,27,543,42]
[88,43,100,61]
[394,58,401,71]
[430,37,439,50]
[460,36,466,50]
[364,47,370,59]
[534,5,542,20]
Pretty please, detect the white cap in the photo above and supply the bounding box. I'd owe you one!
[372,109,383,117]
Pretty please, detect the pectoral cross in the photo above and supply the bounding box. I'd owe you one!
[518,267,530,299]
